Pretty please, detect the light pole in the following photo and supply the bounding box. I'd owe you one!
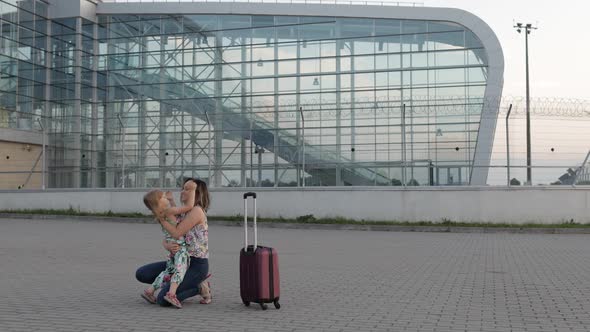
[249,113,254,187]
[117,114,125,188]
[255,145,264,186]
[37,118,46,190]
[401,104,406,186]
[514,22,537,185]
[505,104,512,186]
[204,111,212,186]
[435,128,442,186]
[299,107,305,187]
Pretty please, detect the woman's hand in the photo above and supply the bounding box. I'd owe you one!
[162,240,180,254]
[185,180,197,191]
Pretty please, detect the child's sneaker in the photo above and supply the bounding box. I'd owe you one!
[164,292,182,308]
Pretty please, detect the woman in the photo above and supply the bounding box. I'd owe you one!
[135,178,212,306]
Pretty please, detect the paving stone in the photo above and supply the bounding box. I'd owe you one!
[2,218,590,331]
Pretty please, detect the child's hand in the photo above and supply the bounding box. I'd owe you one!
[164,242,180,254]
[186,181,197,191]
[165,191,174,201]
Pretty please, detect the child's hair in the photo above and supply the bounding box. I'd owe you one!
[183,178,210,212]
[143,189,163,212]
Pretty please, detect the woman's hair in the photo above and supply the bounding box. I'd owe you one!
[143,189,162,212]
[184,178,210,212]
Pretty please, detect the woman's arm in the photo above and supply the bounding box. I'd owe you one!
[159,206,204,239]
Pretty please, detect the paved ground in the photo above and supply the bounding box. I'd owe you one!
[2,218,590,332]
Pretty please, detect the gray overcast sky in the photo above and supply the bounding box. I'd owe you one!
[416,0,589,184]
[425,0,589,100]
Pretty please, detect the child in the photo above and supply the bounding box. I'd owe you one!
[141,182,196,308]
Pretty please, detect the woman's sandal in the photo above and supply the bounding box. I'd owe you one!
[199,282,212,304]
[163,292,182,309]
[140,290,157,304]
[199,274,213,304]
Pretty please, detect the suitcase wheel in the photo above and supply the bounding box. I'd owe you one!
[243,300,250,307]
[260,303,268,310]
[273,300,281,309]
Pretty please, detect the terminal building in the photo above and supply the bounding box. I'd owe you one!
[0,0,503,189]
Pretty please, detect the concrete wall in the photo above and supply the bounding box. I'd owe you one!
[0,187,588,224]
[0,127,42,145]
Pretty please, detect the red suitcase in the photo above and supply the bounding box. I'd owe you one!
[240,192,281,310]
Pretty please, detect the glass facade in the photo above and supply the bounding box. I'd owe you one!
[0,0,47,131]
[1,3,493,188]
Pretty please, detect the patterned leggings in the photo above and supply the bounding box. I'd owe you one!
[151,247,190,289]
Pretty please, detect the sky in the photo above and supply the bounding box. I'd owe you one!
[425,0,590,100]
[420,0,590,185]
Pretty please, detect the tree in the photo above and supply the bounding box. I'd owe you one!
[261,179,274,187]
[510,178,521,186]
[227,180,240,187]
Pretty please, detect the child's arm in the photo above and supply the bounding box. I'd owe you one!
[165,182,196,216]
[165,203,192,217]
[165,191,176,207]
[159,204,204,239]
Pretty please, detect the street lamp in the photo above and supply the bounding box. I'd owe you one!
[299,107,305,187]
[435,128,443,186]
[401,104,406,186]
[514,22,537,185]
[505,104,513,186]
[254,145,264,187]
[204,111,212,185]
[117,114,125,188]
[37,118,46,190]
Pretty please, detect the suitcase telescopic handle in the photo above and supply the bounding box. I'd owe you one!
[243,192,257,250]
